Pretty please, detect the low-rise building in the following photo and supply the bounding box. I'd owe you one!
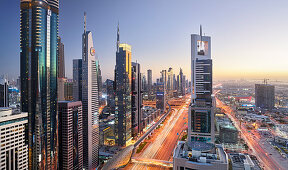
[173,141,228,170]
[229,153,255,170]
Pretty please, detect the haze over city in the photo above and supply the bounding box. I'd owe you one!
[1,0,288,81]
[1,1,288,170]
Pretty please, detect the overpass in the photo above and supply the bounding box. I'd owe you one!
[131,157,173,167]
[102,103,171,170]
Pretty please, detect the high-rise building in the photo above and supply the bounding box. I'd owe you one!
[105,79,115,114]
[255,83,275,110]
[160,70,167,91]
[64,79,73,101]
[156,82,166,112]
[141,74,147,92]
[58,78,66,101]
[81,13,99,169]
[131,62,143,137]
[73,59,82,101]
[0,77,9,107]
[20,0,59,168]
[178,68,185,96]
[115,24,132,146]
[167,67,173,96]
[189,26,214,143]
[147,69,152,99]
[58,101,83,170]
[58,37,65,78]
[0,108,28,169]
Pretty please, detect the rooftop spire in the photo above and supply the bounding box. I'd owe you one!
[117,22,120,52]
[84,12,86,33]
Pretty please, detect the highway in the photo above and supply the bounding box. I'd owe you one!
[216,97,285,170]
[124,96,190,169]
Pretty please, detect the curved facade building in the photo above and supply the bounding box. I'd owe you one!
[20,0,59,169]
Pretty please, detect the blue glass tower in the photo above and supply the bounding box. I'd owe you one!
[20,0,59,169]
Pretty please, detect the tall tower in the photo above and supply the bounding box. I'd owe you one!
[131,62,143,136]
[115,25,132,146]
[188,26,214,143]
[20,0,59,169]
[147,69,152,98]
[167,67,173,96]
[82,13,99,169]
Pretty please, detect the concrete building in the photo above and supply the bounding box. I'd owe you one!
[58,101,83,170]
[0,108,28,169]
[58,77,66,101]
[228,153,255,170]
[64,79,73,101]
[115,24,132,146]
[20,0,59,168]
[0,77,9,107]
[73,59,82,101]
[189,26,214,143]
[131,62,143,137]
[173,141,228,170]
[255,83,275,110]
[81,13,100,169]
[219,124,238,144]
[167,67,174,97]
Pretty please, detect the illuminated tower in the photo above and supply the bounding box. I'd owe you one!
[20,0,59,169]
[115,24,132,146]
[82,13,99,169]
[188,26,214,143]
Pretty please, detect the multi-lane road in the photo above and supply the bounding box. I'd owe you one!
[124,96,190,169]
[216,97,286,170]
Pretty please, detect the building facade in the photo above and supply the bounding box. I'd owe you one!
[0,78,9,107]
[58,101,83,170]
[81,13,99,169]
[156,82,166,112]
[131,62,143,137]
[189,27,214,143]
[73,59,82,101]
[115,24,132,146]
[147,69,152,99]
[255,84,275,110]
[20,0,59,169]
[0,108,28,169]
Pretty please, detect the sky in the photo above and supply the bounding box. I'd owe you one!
[1,0,288,82]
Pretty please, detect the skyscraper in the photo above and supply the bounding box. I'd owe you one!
[0,77,9,107]
[97,63,103,104]
[156,82,166,112]
[115,24,132,146]
[81,13,99,169]
[58,37,65,78]
[131,62,143,137]
[160,70,167,91]
[167,67,173,96]
[147,69,152,99]
[20,0,59,169]
[177,68,185,96]
[73,59,82,101]
[255,83,275,110]
[0,108,28,169]
[188,26,214,143]
[58,101,83,170]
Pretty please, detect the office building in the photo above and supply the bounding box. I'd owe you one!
[0,108,28,169]
[20,0,59,168]
[178,68,185,96]
[64,79,73,101]
[115,24,132,146]
[81,13,99,169]
[173,141,228,170]
[131,62,143,136]
[58,77,66,101]
[167,67,174,96]
[0,77,9,107]
[219,124,238,144]
[255,83,275,110]
[58,37,65,78]
[189,26,214,143]
[58,101,83,170]
[229,153,255,170]
[147,69,152,99]
[73,59,82,101]
[97,63,103,104]
[156,82,166,112]
[105,79,115,114]
[160,70,167,92]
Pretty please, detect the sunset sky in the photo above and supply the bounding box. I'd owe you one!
[1,0,288,81]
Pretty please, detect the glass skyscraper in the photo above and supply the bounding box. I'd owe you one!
[188,26,215,144]
[20,0,59,169]
[115,25,133,146]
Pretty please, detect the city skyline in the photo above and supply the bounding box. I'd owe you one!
[2,0,288,81]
